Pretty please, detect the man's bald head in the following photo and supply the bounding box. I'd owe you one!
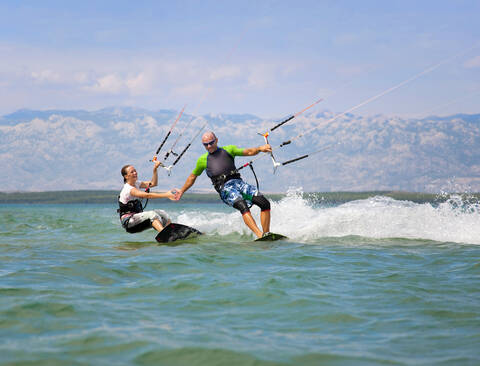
[201,131,218,153]
[202,131,216,143]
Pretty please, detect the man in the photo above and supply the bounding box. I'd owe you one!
[174,131,272,238]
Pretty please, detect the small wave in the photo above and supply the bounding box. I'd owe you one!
[172,188,480,245]
[175,210,254,237]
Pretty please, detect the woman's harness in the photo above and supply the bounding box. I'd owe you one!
[117,199,143,228]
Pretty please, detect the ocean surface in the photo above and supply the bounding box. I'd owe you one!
[1,190,480,365]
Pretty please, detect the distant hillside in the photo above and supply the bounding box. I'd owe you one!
[0,190,219,204]
[3,190,478,205]
[1,108,479,192]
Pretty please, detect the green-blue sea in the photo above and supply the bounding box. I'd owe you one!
[1,191,480,365]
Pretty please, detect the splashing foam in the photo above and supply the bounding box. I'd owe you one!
[175,188,480,244]
[272,188,480,244]
[176,209,252,237]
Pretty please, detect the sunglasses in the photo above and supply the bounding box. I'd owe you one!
[203,139,216,147]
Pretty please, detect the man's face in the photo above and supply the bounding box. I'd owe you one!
[202,135,218,153]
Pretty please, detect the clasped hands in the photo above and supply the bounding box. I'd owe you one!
[166,189,183,201]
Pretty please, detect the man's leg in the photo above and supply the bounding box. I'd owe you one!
[260,210,270,234]
[233,199,262,238]
[222,180,265,238]
[241,211,263,238]
[252,195,271,234]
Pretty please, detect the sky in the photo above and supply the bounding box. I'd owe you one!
[0,0,479,119]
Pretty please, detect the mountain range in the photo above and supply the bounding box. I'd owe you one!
[1,107,479,193]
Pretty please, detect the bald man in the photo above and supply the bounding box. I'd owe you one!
[175,131,272,239]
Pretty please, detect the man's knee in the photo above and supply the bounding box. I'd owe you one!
[252,195,270,211]
[233,199,250,215]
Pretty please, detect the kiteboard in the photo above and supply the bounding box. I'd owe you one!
[155,223,202,243]
[254,232,288,242]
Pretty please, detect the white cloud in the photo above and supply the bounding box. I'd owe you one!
[73,71,93,84]
[31,69,63,84]
[464,55,480,69]
[89,73,124,94]
[172,83,210,99]
[30,69,96,87]
[126,72,152,95]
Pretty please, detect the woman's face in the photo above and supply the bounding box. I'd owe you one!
[124,166,138,182]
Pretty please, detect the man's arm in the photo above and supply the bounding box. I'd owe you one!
[242,144,272,156]
[174,154,205,200]
[175,174,198,200]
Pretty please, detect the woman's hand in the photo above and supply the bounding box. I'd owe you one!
[165,190,177,201]
[172,188,184,201]
[153,160,163,170]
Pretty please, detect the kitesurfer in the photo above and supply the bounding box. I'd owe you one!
[118,161,176,233]
[174,131,272,238]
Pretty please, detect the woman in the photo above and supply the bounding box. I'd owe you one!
[118,161,176,233]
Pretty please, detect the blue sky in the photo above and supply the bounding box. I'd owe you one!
[0,0,479,119]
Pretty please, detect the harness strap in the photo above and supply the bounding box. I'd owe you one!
[246,164,260,208]
[142,184,150,211]
[248,164,259,192]
[211,171,241,192]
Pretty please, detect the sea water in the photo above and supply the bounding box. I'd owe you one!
[1,190,479,365]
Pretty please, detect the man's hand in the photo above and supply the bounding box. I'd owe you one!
[243,144,272,156]
[259,144,272,153]
[172,188,184,201]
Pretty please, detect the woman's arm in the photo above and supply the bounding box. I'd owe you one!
[130,187,175,201]
[140,161,162,188]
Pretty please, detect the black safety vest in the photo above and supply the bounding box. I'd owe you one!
[206,148,241,192]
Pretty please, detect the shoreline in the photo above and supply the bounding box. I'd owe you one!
[1,190,479,204]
